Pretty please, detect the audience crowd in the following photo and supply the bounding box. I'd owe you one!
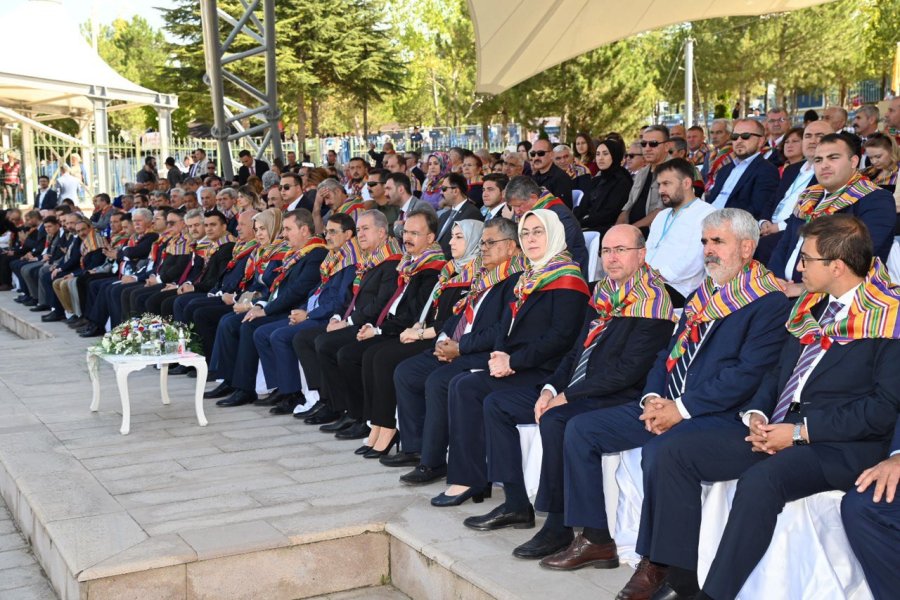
[4,100,900,600]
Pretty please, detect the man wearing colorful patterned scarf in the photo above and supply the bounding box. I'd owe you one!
[768,133,895,297]
[467,225,678,558]
[638,215,900,600]
[541,209,790,597]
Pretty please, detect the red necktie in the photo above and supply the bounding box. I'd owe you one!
[376,281,407,326]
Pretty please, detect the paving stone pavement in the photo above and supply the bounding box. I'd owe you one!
[0,496,58,599]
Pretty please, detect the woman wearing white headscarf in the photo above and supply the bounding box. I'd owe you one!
[433,209,590,509]
[357,220,485,459]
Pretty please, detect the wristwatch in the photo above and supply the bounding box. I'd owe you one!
[792,423,808,446]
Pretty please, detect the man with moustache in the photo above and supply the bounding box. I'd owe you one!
[617,125,670,234]
[529,138,574,208]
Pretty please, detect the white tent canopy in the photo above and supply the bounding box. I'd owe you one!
[467,0,834,95]
[0,0,177,197]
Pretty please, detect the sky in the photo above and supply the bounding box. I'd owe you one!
[9,0,178,31]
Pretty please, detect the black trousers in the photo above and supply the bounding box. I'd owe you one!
[192,301,233,365]
[362,337,432,429]
[129,284,165,316]
[312,326,360,413]
[144,288,178,316]
[76,272,115,317]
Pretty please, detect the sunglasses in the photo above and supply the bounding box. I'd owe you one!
[366,181,381,187]
[731,132,763,141]
[440,186,458,192]
[529,150,549,158]
[640,141,663,148]
[280,184,295,190]
[625,153,639,159]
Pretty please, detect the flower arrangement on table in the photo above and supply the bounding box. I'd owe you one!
[92,314,201,356]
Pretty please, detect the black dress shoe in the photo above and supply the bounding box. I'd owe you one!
[203,382,234,399]
[400,464,447,485]
[431,485,493,507]
[67,317,88,329]
[64,315,80,325]
[23,298,38,306]
[319,413,354,432]
[379,451,421,468]
[650,583,696,600]
[334,420,370,440]
[168,364,192,376]
[78,325,105,338]
[30,304,50,312]
[41,310,65,322]
[269,393,305,415]
[254,389,283,407]
[14,295,29,303]
[293,401,321,418]
[305,405,340,424]
[216,390,257,407]
[463,503,535,530]
[186,368,198,379]
[513,528,575,559]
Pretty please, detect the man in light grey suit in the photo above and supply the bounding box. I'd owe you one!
[384,172,430,240]
[188,149,210,179]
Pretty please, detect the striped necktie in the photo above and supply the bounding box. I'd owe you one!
[666,320,712,400]
[770,301,841,423]
[569,332,602,387]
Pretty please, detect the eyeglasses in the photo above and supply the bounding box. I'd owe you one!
[766,117,787,124]
[730,132,763,141]
[798,252,833,268]
[440,186,458,192]
[479,238,513,248]
[529,150,549,158]
[280,184,295,190]
[640,141,663,148]
[601,246,643,256]
[323,229,343,237]
[625,153,639,159]
[519,228,546,240]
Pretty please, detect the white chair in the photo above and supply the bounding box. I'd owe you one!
[886,240,900,281]
[583,230,601,282]
[572,189,584,208]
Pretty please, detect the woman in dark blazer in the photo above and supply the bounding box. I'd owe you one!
[575,138,633,235]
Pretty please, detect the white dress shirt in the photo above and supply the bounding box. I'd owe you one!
[767,162,815,230]
[645,199,717,298]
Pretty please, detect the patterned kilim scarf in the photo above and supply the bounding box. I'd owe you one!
[786,258,900,348]
[397,243,446,286]
[335,199,367,221]
[353,238,402,296]
[319,237,361,284]
[239,241,289,291]
[431,258,478,307]
[666,260,782,371]
[226,240,258,272]
[269,237,328,293]
[79,229,106,269]
[346,180,365,201]
[795,172,880,222]
[532,191,565,211]
[453,254,526,322]
[705,145,734,192]
[512,251,590,318]
[585,263,676,348]
[110,232,130,248]
[195,233,235,259]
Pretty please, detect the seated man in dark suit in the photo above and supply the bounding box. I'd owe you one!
[842,415,900,600]
[706,118,780,220]
[294,210,401,425]
[236,149,270,186]
[755,120,832,264]
[207,209,327,407]
[464,225,677,558]
[504,176,589,279]
[385,217,524,482]
[630,215,900,600]
[769,133,895,298]
[435,172,483,257]
[540,209,790,591]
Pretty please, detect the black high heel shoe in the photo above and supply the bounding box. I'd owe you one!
[430,485,493,507]
[363,432,399,459]
[354,443,373,456]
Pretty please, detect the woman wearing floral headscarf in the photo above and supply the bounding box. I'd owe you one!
[421,151,450,208]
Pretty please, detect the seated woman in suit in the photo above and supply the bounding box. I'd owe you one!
[357,220,484,458]
[431,209,589,507]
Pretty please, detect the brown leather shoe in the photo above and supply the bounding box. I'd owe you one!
[615,557,668,600]
[538,533,619,570]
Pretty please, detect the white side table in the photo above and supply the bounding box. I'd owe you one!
[86,350,209,435]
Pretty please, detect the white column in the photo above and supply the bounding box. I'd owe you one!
[92,95,111,195]
[21,122,35,203]
[79,118,95,195]
[157,107,172,161]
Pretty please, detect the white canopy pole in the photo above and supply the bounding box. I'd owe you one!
[685,37,694,127]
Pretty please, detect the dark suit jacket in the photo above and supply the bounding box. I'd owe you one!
[892,417,900,455]
[533,164,574,209]
[79,248,106,274]
[349,259,401,325]
[544,315,677,404]
[706,154,780,220]
[436,201,484,256]
[548,203,589,280]
[261,247,328,316]
[380,268,443,336]
[495,288,588,375]
[157,254,193,284]
[444,273,522,357]
[211,249,251,294]
[33,189,58,210]
[236,159,270,185]
[56,238,83,275]
[191,242,235,291]
[769,187,896,282]
[643,290,791,417]
[744,300,900,486]
[306,266,355,321]
[766,161,818,222]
